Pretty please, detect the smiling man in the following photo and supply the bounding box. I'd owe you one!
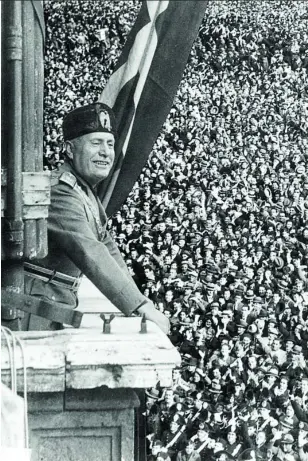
[23,102,169,333]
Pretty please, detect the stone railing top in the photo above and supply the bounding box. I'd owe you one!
[1,316,181,393]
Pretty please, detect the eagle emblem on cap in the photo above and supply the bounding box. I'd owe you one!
[99,109,111,131]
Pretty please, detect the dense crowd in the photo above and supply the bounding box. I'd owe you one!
[44,1,308,460]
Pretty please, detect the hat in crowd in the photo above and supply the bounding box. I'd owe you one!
[206,264,219,275]
[292,345,303,355]
[245,290,254,300]
[235,284,245,294]
[184,282,194,290]
[63,102,117,141]
[205,282,216,291]
[254,297,263,304]
[285,334,295,344]
[184,397,195,409]
[208,379,222,394]
[265,367,279,377]
[280,434,294,445]
[277,279,289,289]
[188,270,198,278]
[279,416,294,430]
[146,388,160,400]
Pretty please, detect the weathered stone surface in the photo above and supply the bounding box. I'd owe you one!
[1,343,65,392]
[29,407,134,461]
[1,316,181,392]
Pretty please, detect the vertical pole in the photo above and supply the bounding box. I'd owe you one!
[34,1,48,259]
[1,0,24,329]
[22,1,37,260]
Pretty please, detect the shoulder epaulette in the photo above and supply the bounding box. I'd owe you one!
[59,172,77,189]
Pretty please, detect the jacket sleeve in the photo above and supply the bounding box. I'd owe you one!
[48,183,147,316]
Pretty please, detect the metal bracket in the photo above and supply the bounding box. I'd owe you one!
[100,314,115,334]
[139,314,147,334]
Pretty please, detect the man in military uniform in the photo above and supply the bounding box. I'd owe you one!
[23,102,169,333]
[161,415,188,461]
[191,423,212,461]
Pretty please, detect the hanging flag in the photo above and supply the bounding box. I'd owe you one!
[98,0,208,217]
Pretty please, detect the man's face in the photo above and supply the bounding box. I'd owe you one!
[286,406,294,418]
[69,132,115,186]
[248,356,257,369]
[256,431,266,447]
[281,442,292,453]
[185,444,194,455]
[302,379,308,393]
[272,339,281,351]
[170,421,179,433]
[165,390,173,404]
[227,432,236,445]
[126,224,133,234]
[280,378,288,390]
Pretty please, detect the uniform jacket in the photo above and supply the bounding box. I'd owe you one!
[25,162,146,323]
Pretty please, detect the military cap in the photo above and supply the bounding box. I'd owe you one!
[63,102,117,141]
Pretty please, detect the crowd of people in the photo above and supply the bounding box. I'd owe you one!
[44,1,308,460]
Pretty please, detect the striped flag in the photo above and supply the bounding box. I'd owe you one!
[98,0,208,217]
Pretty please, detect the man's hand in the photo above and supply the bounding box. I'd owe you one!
[137,301,170,334]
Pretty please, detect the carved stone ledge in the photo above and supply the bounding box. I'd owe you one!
[1,316,181,392]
